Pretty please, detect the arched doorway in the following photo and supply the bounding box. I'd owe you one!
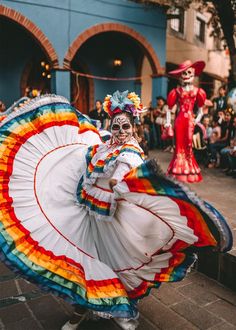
[0,5,58,106]
[64,23,162,114]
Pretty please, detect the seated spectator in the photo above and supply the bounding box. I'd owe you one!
[227,147,236,177]
[220,115,236,172]
[208,118,221,167]
[208,109,234,168]
[212,85,227,116]
[193,118,209,165]
[209,118,221,144]
[201,115,213,142]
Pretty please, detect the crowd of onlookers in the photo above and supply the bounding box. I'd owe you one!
[195,108,236,177]
[1,85,236,177]
[137,85,236,178]
[194,85,236,178]
[83,87,236,177]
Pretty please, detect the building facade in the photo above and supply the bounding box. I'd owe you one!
[1,0,168,112]
[166,3,230,98]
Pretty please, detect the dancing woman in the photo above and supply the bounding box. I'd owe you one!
[0,91,232,330]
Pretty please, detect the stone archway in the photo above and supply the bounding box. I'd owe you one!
[0,5,59,67]
[63,23,163,75]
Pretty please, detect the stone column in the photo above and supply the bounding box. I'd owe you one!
[51,70,71,101]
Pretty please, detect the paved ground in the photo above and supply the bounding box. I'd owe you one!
[0,150,236,330]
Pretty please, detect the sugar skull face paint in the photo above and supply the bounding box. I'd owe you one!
[111,113,133,144]
[180,67,195,85]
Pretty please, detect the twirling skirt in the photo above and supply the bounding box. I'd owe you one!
[0,96,232,318]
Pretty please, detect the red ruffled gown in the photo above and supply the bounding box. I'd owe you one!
[167,86,206,183]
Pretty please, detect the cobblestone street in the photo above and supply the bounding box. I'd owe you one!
[0,151,236,330]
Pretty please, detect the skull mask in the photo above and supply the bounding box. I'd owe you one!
[180,67,195,85]
[111,113,133,144]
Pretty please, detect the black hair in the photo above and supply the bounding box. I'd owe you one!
[201,114,210,122]
[218,85,226,91]
[212,114,219,123]
[156,96,166,103]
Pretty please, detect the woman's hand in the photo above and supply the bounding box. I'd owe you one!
[109,179,118,190]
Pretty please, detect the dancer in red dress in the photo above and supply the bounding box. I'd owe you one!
[166,60,206,183]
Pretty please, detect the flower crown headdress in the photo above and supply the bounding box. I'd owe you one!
[103,90,143,118]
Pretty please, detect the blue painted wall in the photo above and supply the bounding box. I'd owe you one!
[1,0,167,106]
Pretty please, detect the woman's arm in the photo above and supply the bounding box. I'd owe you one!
[109,162,131,190]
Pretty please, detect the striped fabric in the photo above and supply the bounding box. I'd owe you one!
[77,143,145,219]
[86,144,145,178]
[119,160,232,253]
[0,95,232,320]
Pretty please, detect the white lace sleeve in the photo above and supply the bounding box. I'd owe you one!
[117,151,144,168]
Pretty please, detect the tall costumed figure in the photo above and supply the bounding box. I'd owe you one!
[0,91,232,330]
[166,60,206,183]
